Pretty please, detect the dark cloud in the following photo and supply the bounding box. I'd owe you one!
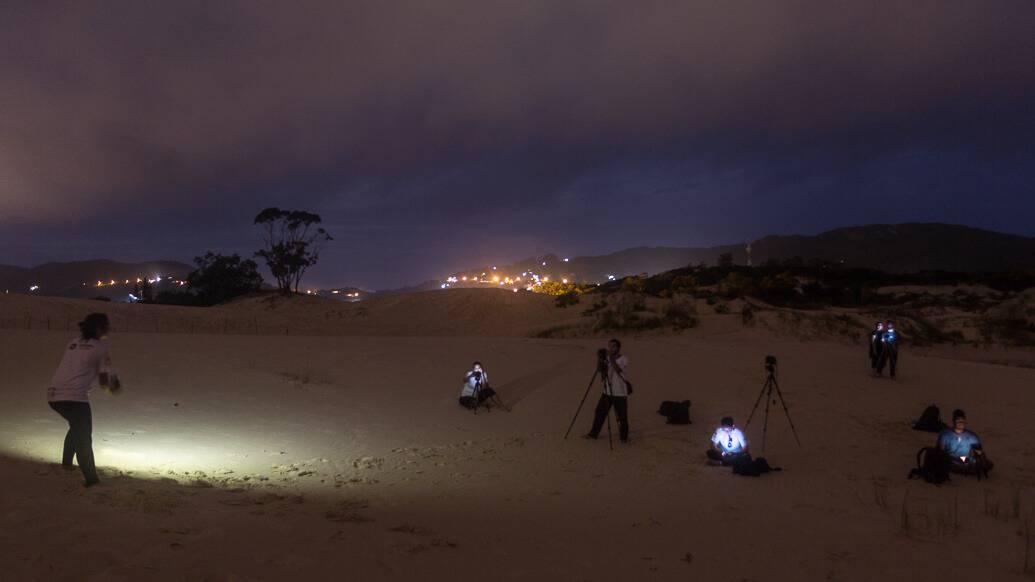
[2,1,1033,287]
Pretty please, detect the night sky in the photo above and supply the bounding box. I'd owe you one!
[2,2,1033,289]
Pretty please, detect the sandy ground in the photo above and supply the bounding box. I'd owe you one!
[2,295,1035,581]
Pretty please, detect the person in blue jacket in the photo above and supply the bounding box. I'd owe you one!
[937,409,993,474]
[875,321,900,378]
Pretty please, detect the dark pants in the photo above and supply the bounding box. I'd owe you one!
[869,347,882,370]
[588,394,629,441]
[707,449,749,466]
[49,401,99,484]
[876,346,898,377]
[459,388,496,409]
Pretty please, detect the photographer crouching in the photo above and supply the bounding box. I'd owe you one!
[584,339,632,444]
[458,361,496,409]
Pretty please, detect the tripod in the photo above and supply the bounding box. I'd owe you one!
[745,361,801,451]
[471,381,510,414]
[563,354,614,450]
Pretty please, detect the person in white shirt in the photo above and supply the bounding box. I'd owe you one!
[47,313,120,486]
[584,339,631,443]
[458,361,496,409]
[707,416,750,465]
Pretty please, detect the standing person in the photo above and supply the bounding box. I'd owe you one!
[876,321,900,378]
[584,339,631,443]
[458,361,495,409]
[869,321,885,373]
[47,313,120,487]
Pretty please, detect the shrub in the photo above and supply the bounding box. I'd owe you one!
[741,303,756,325]
[662,302,699,330]
[555,290,580,308]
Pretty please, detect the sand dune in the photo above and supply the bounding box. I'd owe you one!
[2,290,1035,580]
[1,289,584,337]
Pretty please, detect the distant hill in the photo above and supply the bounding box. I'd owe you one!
[0,260,193,299]
[740,224,1035,273]
[441,223,1035,287]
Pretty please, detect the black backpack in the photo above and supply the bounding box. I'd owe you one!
[912,404,946,433]
[909,446,951,484]
[657,400,691,424]
[731,455,776,477]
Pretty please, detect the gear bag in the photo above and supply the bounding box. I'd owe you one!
[909,446,951,484]
[657,400,691,424]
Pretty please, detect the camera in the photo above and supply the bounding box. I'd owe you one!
[765,355,777,373]
[472,370,482,379]
[597,348,609,372]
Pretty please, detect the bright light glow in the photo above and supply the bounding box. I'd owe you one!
[607,274,616,281]
[543,277,549,282]
[29,285,40,291]
[562,279,568,284]
[492,276,500,282]
[461,276,468,281]
[542,262,547,266]
[563,258,570,262]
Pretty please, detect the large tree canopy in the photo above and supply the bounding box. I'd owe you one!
[254,208,332,295]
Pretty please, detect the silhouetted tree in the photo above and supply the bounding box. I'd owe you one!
[185,252,264,305]
[254,208,332,295]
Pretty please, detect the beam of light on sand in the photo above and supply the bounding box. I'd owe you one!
[96,445,211,470]
[7,431,259,477]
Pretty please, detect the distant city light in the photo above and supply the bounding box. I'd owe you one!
[562,279,568,284]
[29,285,40,291]
[607,274,616,281]
[563,258,569,262]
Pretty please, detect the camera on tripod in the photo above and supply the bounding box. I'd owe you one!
[764,355,777,374]
[597,348,609,371]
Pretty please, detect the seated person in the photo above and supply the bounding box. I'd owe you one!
[458,361,496,409]
[707,416,750,465]
[936,409,993,475]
